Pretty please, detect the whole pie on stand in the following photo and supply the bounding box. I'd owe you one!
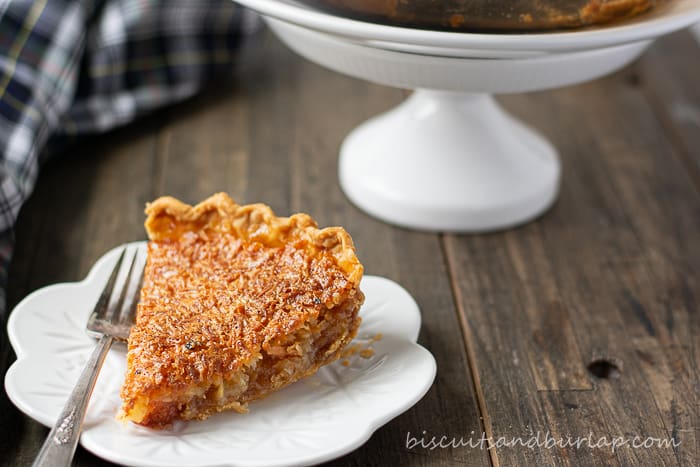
[301,0,663,30]
[119,193,364,428]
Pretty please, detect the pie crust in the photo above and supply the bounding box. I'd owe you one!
[119,193,364,428]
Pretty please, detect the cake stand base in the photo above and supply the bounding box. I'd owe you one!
[339,91,561,232]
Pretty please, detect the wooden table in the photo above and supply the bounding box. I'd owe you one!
[1,27,699,466]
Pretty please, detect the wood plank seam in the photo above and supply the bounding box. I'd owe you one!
[442,234,499,467]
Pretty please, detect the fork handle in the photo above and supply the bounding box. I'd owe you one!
[33,335,114,467]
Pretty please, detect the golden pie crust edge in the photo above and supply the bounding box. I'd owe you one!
[144,192,364,287]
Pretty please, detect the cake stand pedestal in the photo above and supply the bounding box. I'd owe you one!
[339,91,559,231]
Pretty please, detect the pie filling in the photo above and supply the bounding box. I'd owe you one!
[119,194,364,428]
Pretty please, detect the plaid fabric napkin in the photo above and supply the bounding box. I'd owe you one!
[0,0,258,317]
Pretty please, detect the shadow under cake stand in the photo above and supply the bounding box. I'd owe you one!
[235,0,700,232]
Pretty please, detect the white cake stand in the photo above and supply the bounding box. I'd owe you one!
[235,0,700,232]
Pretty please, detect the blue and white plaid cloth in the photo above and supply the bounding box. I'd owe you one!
[0,0,258,316]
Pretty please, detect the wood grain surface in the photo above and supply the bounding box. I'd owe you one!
[1,28,698,466]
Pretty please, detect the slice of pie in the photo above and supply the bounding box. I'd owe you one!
[119,193,364,428]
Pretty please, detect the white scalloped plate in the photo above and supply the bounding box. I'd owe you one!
[5,243,436,467]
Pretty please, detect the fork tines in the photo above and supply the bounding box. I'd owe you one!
[87,244,145,341]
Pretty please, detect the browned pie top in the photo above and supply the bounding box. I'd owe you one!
[122,194,363,399]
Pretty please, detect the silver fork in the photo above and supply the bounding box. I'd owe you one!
[33,244,145,467]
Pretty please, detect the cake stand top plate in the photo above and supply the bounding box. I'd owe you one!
[234,0,700,54]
